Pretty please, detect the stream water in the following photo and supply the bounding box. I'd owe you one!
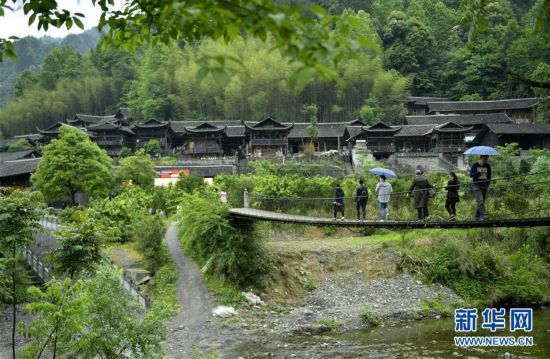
[232,309,550,358]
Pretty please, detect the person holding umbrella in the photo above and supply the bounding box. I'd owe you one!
[375,175,392,221]
[464,146,499,220]
[470,154,492,220]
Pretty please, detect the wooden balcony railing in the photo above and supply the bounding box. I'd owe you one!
[251,138,288,146]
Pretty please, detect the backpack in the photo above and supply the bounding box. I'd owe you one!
[358,185,368,201]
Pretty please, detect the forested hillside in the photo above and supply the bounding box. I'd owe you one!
[0,0,548,137]
[0,29,101,109]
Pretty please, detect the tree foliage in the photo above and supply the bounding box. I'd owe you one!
[19,265,170,358]
[79,265,169,358]
[52,210,108,278]
[134,215,167,274]
[31,125,113,204]
[116,151,156,189]
[0,190,42,359]
[175,173,207,194]
[19,278,87,359]
[178,192,272,287]
[0,0,378,89]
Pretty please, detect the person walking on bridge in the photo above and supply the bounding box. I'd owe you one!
[375,175,392,221]
[470,155,491,220]
[333,184,345,222]
[354,178,368,222]
[445,172,460,221]
[408,169,433,221]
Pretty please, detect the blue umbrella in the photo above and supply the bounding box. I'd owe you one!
[368,167,397,178]
[464,146,500,156]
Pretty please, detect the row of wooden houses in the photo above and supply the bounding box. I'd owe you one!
[2,97,549,187]
[10,97,549,161]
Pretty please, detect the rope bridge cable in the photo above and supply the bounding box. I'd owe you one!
[239,174,550,224]
[249,178,550,207]
[247,174,550,203]
[247,170,550,201]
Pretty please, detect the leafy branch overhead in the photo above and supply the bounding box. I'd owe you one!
[0,0,378,89]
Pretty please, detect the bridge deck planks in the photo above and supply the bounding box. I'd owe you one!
[229,208,550,229]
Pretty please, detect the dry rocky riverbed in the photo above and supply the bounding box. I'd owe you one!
[1,226,463,358]
[163,229,464,358]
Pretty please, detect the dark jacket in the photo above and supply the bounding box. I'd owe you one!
[470,162,491,188]
[409,175,432,209]
[333,187,345,206]
[354,184,368,203]
[445,178,460,201]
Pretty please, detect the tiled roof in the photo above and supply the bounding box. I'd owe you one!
[364,122,402,133]
[407,96,450,105]
[434,122,473,133]
[245,117,293,131]
[74,114,117,124]
[427,98,537,113]
[288,122,348,138]
[87,121,120,131]
[485,123,550,135]
[0,158,40,178]
[87,121,135,135]
[405,113,513,126]
[344,126,363,141]
[394,125,435,137]
[133,119,170,129]
[171,120,242,132]
[0,150,37,162]
[183,123,226,134]
[13,133,43,142]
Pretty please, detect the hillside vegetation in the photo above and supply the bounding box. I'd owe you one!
[0,0,548,137]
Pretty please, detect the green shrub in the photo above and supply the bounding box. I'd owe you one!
[203,275,245,306]
[360,309,380,326]
[177,192,273,288]
[318,318,341,330]
[176,174,207,194]
[305,279,317,291]
[134,215,168,274]
[401,238,550,307]
[89,188,150,243]
[148,262,179,312]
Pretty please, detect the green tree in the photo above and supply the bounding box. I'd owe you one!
[79,265,169,358]
[531,63,550,122]
[359,96,383,124]
[89,188,150,243]
[176,174,206,194]
[142,139,161,158]
[0,0,377,90]
[382,12,436,94]
[0,190,42,359]
[134,215,167,274]
[302,103,319,154]
[31,125,113,205]
[116,151,156,189]
[52,210,107,278]
[19,278,87,359]
[6,138,32,152]
[38,46,86,89]
[119,147,133,158]
[19,265,170,359]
